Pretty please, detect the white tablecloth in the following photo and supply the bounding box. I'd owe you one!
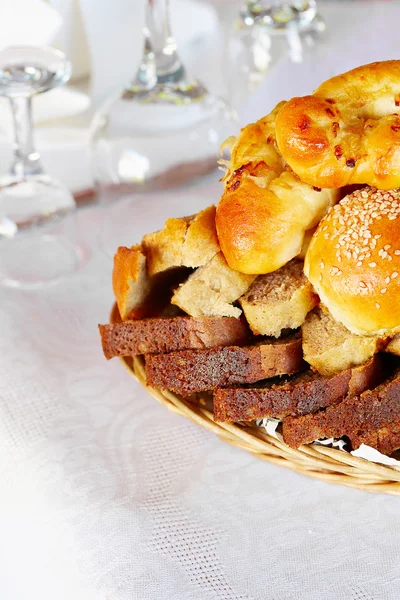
[2,3,400,599]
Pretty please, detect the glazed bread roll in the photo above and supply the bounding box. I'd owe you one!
[276,61,400,190]
[305,187,400,336]
[216,104,339,275]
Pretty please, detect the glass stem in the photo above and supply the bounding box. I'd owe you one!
[135,0,186,88]
[9,96,43,178]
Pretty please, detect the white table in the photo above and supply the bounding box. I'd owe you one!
[2,3,400,599]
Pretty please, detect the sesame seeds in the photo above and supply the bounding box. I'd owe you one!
[316,187,400,299]
[325,185,400,261]
[376,303,381,309]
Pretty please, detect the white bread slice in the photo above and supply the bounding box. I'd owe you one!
[302,306,385,376]
[142,205,219,276]
[238,259,318,337]
[171,252,255,318]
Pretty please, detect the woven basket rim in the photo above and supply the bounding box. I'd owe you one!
[111,304,400,495]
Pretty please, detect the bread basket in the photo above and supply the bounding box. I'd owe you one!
[111,304,400,495]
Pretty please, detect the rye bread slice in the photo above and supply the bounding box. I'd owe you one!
[145,334,304,397]
[99,316,250,359]
[214,355,384,422]
[282,363,399,449]
[348,420,400,455]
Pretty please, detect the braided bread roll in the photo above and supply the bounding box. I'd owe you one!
[276,61,400,190]
[216,104,338,275]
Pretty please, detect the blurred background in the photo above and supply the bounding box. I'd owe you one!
[1,0,399,196]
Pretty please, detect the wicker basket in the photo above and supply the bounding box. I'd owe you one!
[111,305,400,495]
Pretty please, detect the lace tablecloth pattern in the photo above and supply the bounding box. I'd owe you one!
[1,184,400,600]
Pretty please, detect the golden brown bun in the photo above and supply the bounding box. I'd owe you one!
[276,61,400,190]
[216,105,339,274]
[305,187,400,336]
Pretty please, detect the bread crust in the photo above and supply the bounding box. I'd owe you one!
[99,315,250,358]
[142,206,220,276]
[276,60,400,189]
[282,363,396,448]
[214,355,383,422]
[216,105,339,275]
[239,259,318,337]
[171,252,255,318]
[301,307,385,376]
[349,419,400,454]
[112,246,153,320]
[145,335,304,397]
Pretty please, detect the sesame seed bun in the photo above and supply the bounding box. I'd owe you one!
[304,187,400,336]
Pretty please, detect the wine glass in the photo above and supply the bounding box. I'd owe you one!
[231,0,326,104]
[0,46,87,288]
[90,0,237,204]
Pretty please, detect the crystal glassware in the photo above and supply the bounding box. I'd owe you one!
[231,0,326,103]
[90,0,237,202]
[0,46,86,288]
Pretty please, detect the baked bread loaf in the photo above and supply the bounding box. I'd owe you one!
[276,61,400,189]
[282,365,399,448]
[214,355,384,422]
[142,205,219,275]
[216,105,339,275]
[145,334,304,397]
[171,252,255,318]
[99,315,250,359]
[238,259,318,337]
[301,307,384,376]
[305,187,400,336]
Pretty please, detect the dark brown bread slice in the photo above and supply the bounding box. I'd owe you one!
[214,355,384,422]
[145,334,304,397]
[349,420,400,455]
[99,316,250,359]
[282,364,399,448]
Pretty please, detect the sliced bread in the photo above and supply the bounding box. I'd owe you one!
[99,315,250,359]
[142,205,220,276]
[349,419,400,455]
[282,364,399,448]
[171,252,256,318]
[302,306,385,376]
[214,355,384,422]
[145,334,304,397]
[238,259,318,337]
